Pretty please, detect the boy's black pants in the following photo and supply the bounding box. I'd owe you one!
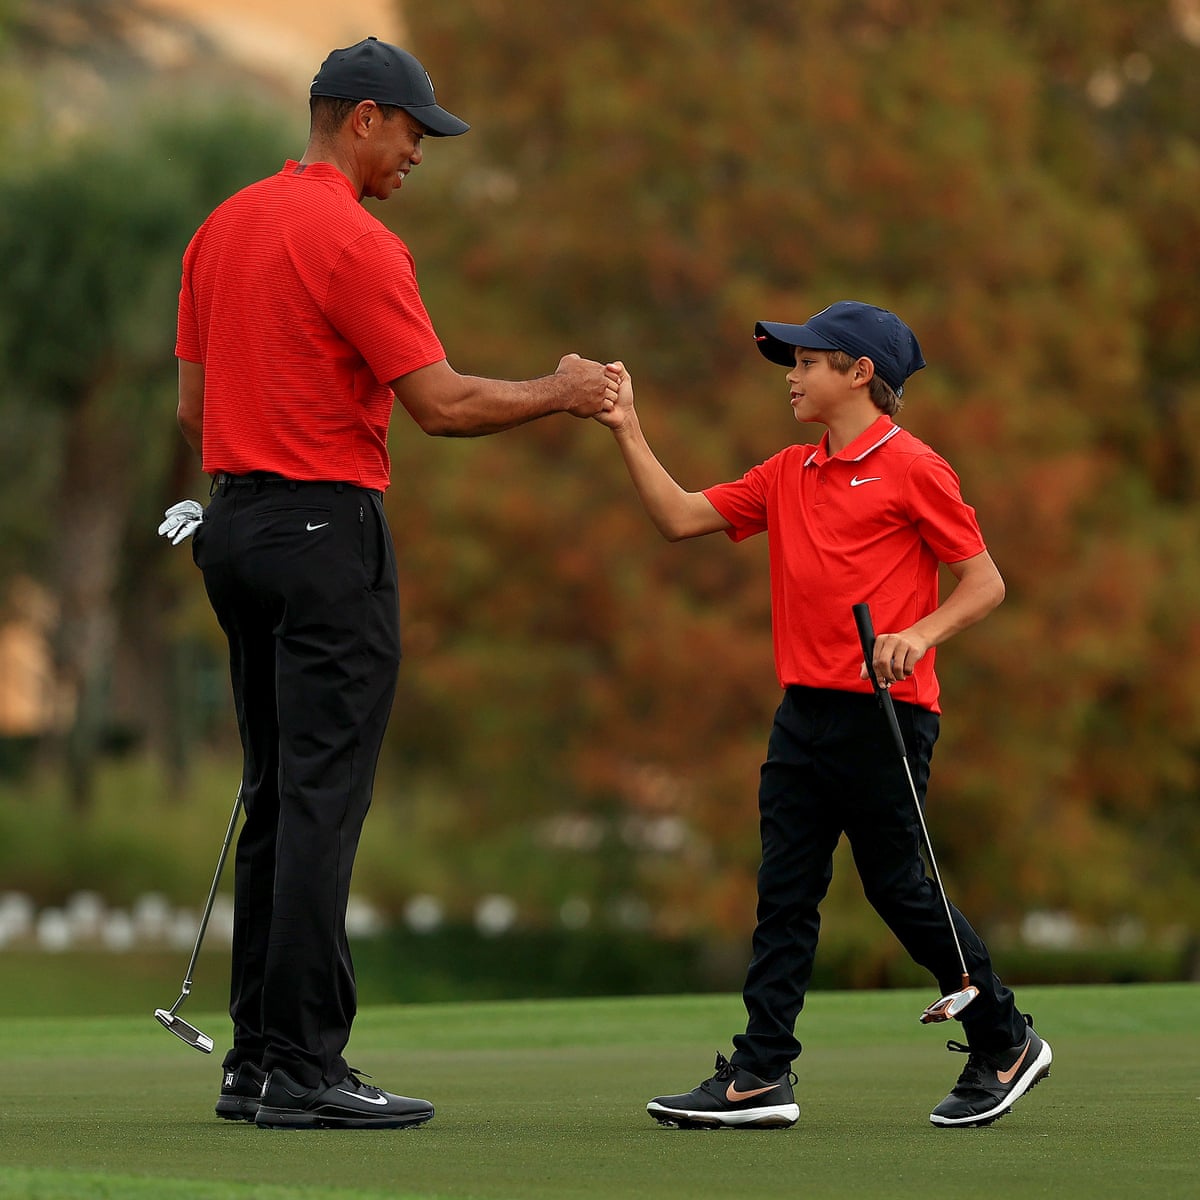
[731,686,1027,1081]
[193,476,400,1090]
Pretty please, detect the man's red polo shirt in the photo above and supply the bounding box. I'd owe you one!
[176,161,446,491]
[703,415,986,713]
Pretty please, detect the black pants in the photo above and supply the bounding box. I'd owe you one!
[730,687,1026,1080]
[192,476,401,1089]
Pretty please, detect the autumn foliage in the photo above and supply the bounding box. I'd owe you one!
[0,0,1197,955]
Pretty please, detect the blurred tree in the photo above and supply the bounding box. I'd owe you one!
[2,0,1194,965]
[0,110,292,807]
[381,0,1199,944]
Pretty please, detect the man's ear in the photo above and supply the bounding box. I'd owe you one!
[350,100,378,138]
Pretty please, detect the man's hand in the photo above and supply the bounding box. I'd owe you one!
[555,353,618,418]
[593,361,634,431]
[158,500,205,545]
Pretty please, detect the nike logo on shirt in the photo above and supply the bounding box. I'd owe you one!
[849,475,882,487]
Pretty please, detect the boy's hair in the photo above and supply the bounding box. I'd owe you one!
[827,349,903,415]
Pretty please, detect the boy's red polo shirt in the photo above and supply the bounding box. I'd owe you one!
[703,415,986,713]
[176,161,446,491]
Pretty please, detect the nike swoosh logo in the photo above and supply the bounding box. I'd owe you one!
[996,1041,1031,1085]
[336,1088,388,1105]
[725,1081,780,1103]
[306,522,330,531]
[849,475,882,487]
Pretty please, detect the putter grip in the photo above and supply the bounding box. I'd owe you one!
[852,602,908,759]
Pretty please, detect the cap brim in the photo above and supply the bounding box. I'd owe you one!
[402,103,470,137]
[754,320,841,366]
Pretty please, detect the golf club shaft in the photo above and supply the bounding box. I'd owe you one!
[174,786,242,1007]
[851,604,971,982]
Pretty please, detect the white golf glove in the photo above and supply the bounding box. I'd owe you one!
[158,499,205,545]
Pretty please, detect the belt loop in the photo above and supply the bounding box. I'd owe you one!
[335,482,345,494]
[288,480,299,491]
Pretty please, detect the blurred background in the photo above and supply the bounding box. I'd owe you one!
[1,0,1197,1016]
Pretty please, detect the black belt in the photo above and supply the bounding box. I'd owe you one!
[210,473,383,499]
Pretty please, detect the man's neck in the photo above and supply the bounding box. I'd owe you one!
[298,138,362,198]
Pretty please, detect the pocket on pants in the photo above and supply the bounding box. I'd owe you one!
[360,497,393,593]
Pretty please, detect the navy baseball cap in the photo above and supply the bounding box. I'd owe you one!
[754,301,926,396]
[310,37,470,137]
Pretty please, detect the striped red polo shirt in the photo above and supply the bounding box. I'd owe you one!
[176,160,445,490]
[703,415,987,713]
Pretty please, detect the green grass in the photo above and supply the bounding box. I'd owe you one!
[0,984,1195,1199]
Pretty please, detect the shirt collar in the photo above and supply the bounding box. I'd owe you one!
[282,160,359,200]
[804,414,900,467]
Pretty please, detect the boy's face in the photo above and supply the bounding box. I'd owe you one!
[785,347,857,425]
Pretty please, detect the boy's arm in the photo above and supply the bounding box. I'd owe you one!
[865,550,1005,685]
[596,363,731,542]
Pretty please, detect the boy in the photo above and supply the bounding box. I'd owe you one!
[597,301,1051,1128]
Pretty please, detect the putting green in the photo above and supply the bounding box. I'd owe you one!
[0,984,1194,1199]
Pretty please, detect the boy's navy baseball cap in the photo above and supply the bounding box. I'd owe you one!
[754,301,926,396]
[310,37,470,137]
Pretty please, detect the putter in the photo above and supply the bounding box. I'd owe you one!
[153,786,242,1053]
[852,604,980,1024]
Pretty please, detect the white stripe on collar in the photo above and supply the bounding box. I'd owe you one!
[804,422,901,467]
[851,422,902,462]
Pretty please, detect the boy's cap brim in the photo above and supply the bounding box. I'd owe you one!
[754,321,841,367]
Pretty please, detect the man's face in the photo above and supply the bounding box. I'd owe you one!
[361,105,426,201]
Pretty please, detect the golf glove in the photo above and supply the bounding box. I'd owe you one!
[158,499,205,545]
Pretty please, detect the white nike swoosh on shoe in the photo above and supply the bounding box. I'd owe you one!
[336,1089,388,1105]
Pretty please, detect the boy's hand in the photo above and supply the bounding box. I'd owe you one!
[594,361,634,430]
[860,629,930,686]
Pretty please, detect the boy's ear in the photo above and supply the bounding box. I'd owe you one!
[851,356,876,388]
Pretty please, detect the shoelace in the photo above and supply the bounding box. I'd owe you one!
[945,1039,994,1089]
[712,1054,737,1081]
[946,1011,1035,1089]
[706,1052,796,1091]
[343,1067,380,1095]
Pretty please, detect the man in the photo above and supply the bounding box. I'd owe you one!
[596,302,1051,1129]
[172,37,616,1130]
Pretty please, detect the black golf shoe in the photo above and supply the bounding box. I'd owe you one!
[255,1067,434,1130]
[215,1062,266,1122]
[647,1052,799,1129]
[930,1016,1052,1128]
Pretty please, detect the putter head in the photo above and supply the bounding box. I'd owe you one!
[154,1008,214,1053]
[920,984,980,1024]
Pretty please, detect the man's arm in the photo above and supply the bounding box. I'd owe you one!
[866,550,1005,685]
[594,363,730,542]
[177,358,204,460]
[392,354,615,437]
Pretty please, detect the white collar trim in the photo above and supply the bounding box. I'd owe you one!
[804,422,901,467]
[851,422,902,462]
